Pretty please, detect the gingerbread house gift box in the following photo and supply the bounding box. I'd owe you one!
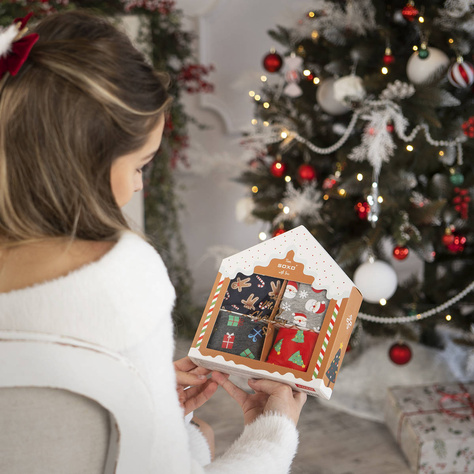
[188,226,363,399]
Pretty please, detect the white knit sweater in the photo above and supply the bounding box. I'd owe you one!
[0,231,299,473]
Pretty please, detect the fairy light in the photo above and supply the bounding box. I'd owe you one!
[281,131,288,139]
[446,314,452,321]
[278,203,284,209]
[313,77,320,85]
[285,175,291,182]
[338,188,346,197]
[260,75,267,82]
[323,194,329,200]
[311,30,319,40]
[254,94,261,101]
[274,162,283,171]
[418,16,424,23]
[448,38,454,44]
[381,67,388,75]
[379,298,387,306]
[283,206,290,214]
[263,121,269,127]
[413,45,418,51]
[251,186,258,193]
[308,11,315,18]
[439,150,444,156]
[263,102,270,109]
[249,90,255,97]
[259,232,267,241]
[406,144,414,151]
[303,69,311,77]
[357,173,363,181]
[377,196,384,203]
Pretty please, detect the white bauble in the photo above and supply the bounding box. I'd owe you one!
[316,78,350,115]
[235,197,256,225]
[333,75,366,105]
[406,47,450,85]
[353,260,398,303]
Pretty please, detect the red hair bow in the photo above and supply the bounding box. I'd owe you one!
[0,13,39,80]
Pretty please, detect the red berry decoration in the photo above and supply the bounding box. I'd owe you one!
[383,48,395,66]
[270,160,286,178]
[386,123,394,133]
[462,116,474,138]
[355,201,370,220]
[401,2,419,21]
[298,164,317,182]
[393,245,409,260]
[453,187,470,220]
[272,228,286,237]
[389,342,412,365]
[263,51,283,73]
[446,232,467,253]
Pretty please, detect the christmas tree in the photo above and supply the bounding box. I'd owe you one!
[289,350,305,368]
[239,0,474,351]
[326,346,342,385]
[292,329,306,343]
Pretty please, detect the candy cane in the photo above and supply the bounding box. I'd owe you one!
[196,278,225,349]
[231,305,240,311]
[256,275,265,288]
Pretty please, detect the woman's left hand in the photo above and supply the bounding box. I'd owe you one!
[174,356,221,415]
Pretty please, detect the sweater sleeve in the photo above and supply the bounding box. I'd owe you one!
[118,236,299,473]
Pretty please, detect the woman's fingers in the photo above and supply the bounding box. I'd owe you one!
[211,372,249,407]
[183,380,219,414]
[176,370,208,387]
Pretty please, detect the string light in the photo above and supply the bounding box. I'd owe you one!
[323,194,329,200]
[381,67,388,75]
[285,176,291,182]
[418,16,424,23]
[448,38,454,44]
[303,69,311,76]
[249,90,255,97]
[263,102,270,109]
[281,131,288,139]
[311,30,319,40]
[313,77,320,84]
[308,11,315,18]
[254,94,261,101]
[379,299,387,306]
[446,314,452,321]
[377,196,384,203]
[260,75,267,82]
[259,232,267,241]
[251,186,258,193]
[251,119,258,125]
[263,121,269,127]
[439,150,444,156]
[357,173,364,181]
[413,45,418,51]
[338,189,346,197]
[283,206,290,214]
[406,144,414,151]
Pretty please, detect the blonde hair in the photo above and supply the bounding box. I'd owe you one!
[0,10,171,245]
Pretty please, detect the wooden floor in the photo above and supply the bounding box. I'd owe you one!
[176,339,413,474]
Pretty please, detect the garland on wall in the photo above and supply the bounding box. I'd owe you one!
[0,0,213,335]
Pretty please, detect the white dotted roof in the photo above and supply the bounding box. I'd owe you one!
[219,225,355,300]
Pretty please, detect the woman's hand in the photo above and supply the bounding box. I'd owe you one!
[212,372,307,426]
[174,357,220,416]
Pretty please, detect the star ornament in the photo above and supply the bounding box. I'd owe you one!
[0,13,39,80]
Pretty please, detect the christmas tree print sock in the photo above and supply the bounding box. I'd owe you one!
[221,273,284,319]
[207,310,268,360]
[266,327,318,372]
[277,281,330,332]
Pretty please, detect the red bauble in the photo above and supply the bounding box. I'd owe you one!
[389,342,412,365]
[298,164,317,182]
[442,232,455,246]
[386,123,394,133]
[401,3,419,21]
[383,54,395,66]
[446,233,467,253]
[393,246,409,260]
[462,116,474,138]
[263,51,283,73]
[272,228,286,237]
[355,201,370,220]
[270,160,286,178]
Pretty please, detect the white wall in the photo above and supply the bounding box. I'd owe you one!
[174,0,313,304]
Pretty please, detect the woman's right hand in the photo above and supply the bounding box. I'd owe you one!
[212,372,307,426]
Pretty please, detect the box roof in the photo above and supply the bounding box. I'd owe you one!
[219,225,355,300]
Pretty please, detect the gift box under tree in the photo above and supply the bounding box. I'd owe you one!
[385,382,474,473]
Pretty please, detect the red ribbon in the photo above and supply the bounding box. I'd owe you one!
[0,13,39,80]
[436,384,474,419]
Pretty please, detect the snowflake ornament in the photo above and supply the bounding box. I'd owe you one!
[298,290,308,299]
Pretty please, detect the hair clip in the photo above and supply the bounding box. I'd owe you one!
[0,13,39,80]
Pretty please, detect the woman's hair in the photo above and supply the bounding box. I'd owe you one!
[0,10,171,244]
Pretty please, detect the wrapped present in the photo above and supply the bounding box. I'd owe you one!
[385,382,474,473]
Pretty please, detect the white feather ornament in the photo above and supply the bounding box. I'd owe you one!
[0,25,19,58]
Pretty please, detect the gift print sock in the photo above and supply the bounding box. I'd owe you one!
[277,281,329,331]
[221,273,284,319]
[207,310,268,360]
